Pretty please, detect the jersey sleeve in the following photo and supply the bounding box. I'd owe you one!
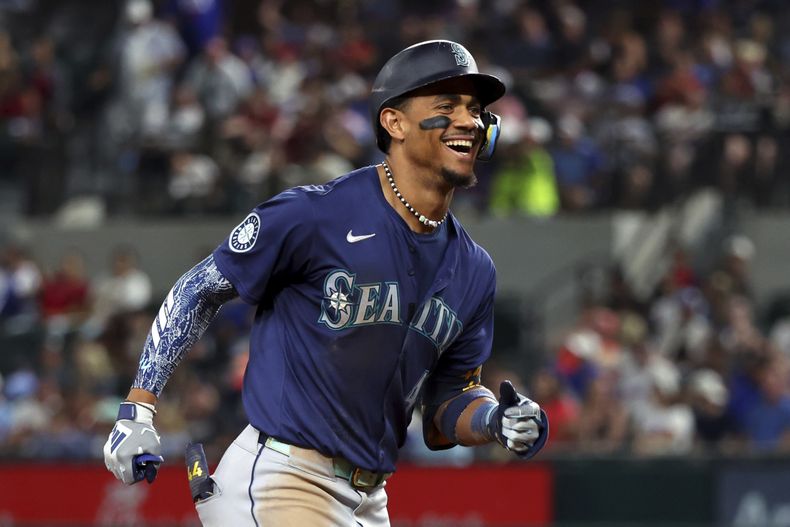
[421,264,496,449]
[432,262,496,386]
[213,188,314,305]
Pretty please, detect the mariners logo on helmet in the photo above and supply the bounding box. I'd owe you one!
[450,43,470,67]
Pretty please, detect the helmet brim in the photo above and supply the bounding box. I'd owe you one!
[377,71,506,110]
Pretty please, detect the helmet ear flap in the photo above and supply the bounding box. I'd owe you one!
[477,111,501,161]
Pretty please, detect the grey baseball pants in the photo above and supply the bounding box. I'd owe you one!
[194,425,391,527]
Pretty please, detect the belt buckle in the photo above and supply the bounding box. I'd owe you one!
[349,467,382,489]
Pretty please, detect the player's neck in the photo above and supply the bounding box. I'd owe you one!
[377,157,453,233]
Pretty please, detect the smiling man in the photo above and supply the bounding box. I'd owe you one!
[103,40,549,526]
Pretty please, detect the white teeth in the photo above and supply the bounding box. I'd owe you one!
[444,140,473,148]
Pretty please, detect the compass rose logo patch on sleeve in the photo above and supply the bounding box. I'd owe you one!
[229,212,261,253]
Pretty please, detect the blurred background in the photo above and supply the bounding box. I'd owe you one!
[2,0,790,525]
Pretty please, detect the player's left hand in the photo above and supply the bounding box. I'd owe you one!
[488,380,549,459]
[103,401,164,485]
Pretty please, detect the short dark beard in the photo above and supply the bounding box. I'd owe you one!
[441,167,477,188]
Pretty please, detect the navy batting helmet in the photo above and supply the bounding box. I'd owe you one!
[370,40,506,160]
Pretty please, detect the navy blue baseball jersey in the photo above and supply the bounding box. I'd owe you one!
[212,165,496,473]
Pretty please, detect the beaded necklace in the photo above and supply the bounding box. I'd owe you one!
[382,161,447,229]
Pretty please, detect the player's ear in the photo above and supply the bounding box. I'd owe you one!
[380,107,407,144]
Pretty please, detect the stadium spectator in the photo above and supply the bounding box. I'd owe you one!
[575,371,630,454]
[489,117,560,217]
[162,83,206,151]
[108,0,186,142]
[630,358,695,456]
[86,246,152,333]
[550,113,605,211]
[162,0,226,59]
[183,36,253,123]
[689,368,735,452]
[650,286,712,363]
[167,149,222,213]
[741,357,790,453]
[0,244,42,327]
[530,368,580,451]
[39,248,90,338]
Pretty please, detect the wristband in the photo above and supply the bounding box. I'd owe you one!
[117,401,156,423]
[439,387,495,442]
[473,401,498,441]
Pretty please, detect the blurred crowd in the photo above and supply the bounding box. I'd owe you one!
[0,241,252,462]
[2,0,790,464]
[486,233,790,460]
[2,0,790,217]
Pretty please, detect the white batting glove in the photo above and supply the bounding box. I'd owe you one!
[103,401,164,485]
[487,380,549,459]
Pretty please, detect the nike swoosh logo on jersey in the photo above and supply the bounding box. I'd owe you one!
[346,230,376,243]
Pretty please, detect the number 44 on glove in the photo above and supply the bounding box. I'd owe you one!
[488,380,549,459]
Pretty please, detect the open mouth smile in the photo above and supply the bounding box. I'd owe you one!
[443,138,476,157]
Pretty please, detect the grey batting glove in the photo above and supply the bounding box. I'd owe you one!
[103,401,164,485]
[487,380,549,459]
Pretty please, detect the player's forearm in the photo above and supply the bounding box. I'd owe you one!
[132,254,238,397]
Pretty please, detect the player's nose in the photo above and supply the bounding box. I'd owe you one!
[454,107,478,130]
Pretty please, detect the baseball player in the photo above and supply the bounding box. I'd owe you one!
[103,40,549,526]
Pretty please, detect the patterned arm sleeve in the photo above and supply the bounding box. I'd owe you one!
[132,254,238,396]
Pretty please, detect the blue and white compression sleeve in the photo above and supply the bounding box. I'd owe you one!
[132,254,238,396]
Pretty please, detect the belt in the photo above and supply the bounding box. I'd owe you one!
[259,434,391,489]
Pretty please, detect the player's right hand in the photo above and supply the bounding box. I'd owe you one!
[103,401,164,485]
[488,380,549,459]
